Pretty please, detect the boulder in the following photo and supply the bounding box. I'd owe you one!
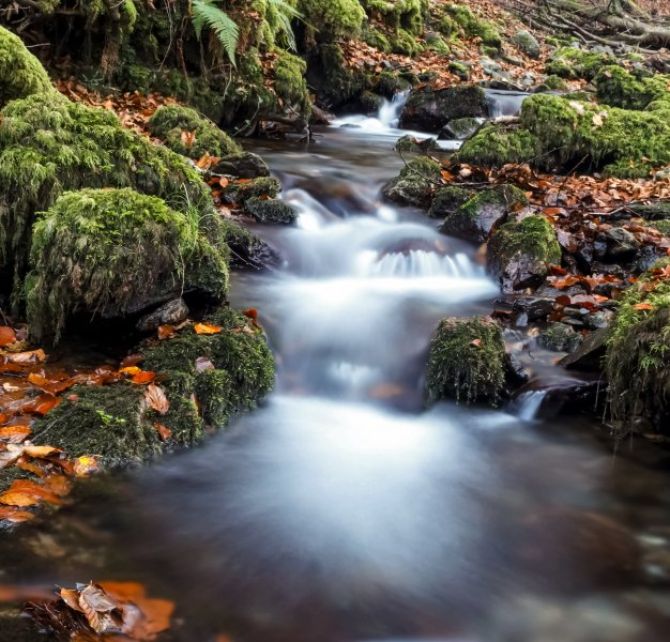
[244,197,297,225]
[382,157,442,208]
[512,30,541,59]
[560,327,609,371]
[428,185,474,219]
[212,152,270,178]
[425,316,506,406]
[222,177,281,206]
[440,184,528,244]
[487,215,562,291]
[595,227,641,263]
[441,116,483,140]
[222,220,281,271]
[399,85,488,133]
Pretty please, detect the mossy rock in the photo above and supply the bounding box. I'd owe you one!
[364,27,392,52]
[445,3,501,49]
[26,188,228,343]
[648,220,670,236]
[148,104,240,159]
[245,197,297,225]
[222,177,281,206]
[538,322,582,353]
[442,116,482,139]
[0,92,215,304]
[428,185,474,219]
[595,66,669,111]
[394,134,440,154]
[440,185,527,244]
[381,156,441,208]
[538,75,568,91]
[211,152,270,179]
[512,30,540,59]
[458,93,670,178]
[487,215,561,291]
[627,201,670,221]
[220,218,280,271]
[362,0,428,35]
[0,26,54,108]
[399,85,488,132]
[426,316,506,406]
[448,61,471,81]
[299,0,366,39]
[605,260,670,435]
[308,43,368,108]
[33,308,275,466]
[274,51,311,115]
[545,47,618,81]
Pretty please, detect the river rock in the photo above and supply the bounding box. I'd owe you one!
[136,298,189,332]
[560,327,608,371]
[538,322,582,353]
[244,197,297,225]
[596,227,640,262]
[382,157,441,208]
[440,184,527,244]
[513,30,541,59]
[513,296,555,323]
[427,185,474,219]
[487,215,562,291]
[441,116,483,140]
[399,85,488,133]
[212,152,270,178]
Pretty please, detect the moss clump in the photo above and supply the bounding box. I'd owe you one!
[540,74,568,91]
[448,61,470,80]
[648,220,670,236]
[0,26,55,107]
[487,215,561,289]
[298,0,366,39]
[274,51,311,116]
[512,30,540,59]
[441,185,527,243]
[445,3,501,49]
[428,185,474,219]
[26,189,228,343]
[0,92,214,300]
[426,316,506,406]
[311,43,368,108]
[363,0,428,35]
[538,322,582,353]
[545,47,617,81]
[457,123,535,166]
[148,104,240,159]
[364,27,391,52]
[223,177,281,206]
[245,197,296,225]
[459,93,670,178]
[605,260,670,434]
[595,66,669,111]
[382,156,441,207]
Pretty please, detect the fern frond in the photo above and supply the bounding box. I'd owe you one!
[192,0,239,67]
[268,0,303,51]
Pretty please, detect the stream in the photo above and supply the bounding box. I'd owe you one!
[3,96,670,642]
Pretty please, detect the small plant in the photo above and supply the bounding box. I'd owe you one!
[191,0,240,66]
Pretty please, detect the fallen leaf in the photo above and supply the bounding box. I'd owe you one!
[0,479,64,507]
[0,506,35,523]
[633,302,654,311]
[219,176,229,188]
[0,425,31,444]
[0,326,16,347]
[195,357,215,373]
[194,323,222,335]
[180,130,196,149]
[131,370,157,385]
[145,384,169,415]
[153,422,172,441]
[120,366,142,377]
[6,349,46,365]
[471,339,482,347]
[157,325,176,340]
[74,456,100,477]
[28,395,61,416]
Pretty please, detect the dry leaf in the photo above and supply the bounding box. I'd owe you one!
[145,384,169,415]
[0,425,31,444]
[0,326,16,347]
[158,325,176,340]
[633,302,654,311]
[154,422,172,441]
[131,370,157,385]
[0,506,35,523]
[194,323,222,335]
[6,349,46,365]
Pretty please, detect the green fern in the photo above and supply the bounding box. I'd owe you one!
[268,0,303,52]
[191,0,240,67]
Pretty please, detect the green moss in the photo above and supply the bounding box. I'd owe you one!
[512,30,540,59]
[364,27,391,52]
[426,316,506,406]
[26,188,228,342]
[390,28,424,56]
[545,46,617,80]
[382,156,441,207]
[487,215,561,283]
[312,43,368,107]
[649,220,670,236]
[605,260,670,434]
[457,123,535,166]
[298,0,366,39]
[148,104,240,159]
[223,177,281,206]
[363,0,428,34]
[374,71,411,97]
[448,61,470,80]
[445,3,501,49]
[541,74,568,91]
[245,197,297,225]
[595,66,669,110]
[274,51,311,115]
[538,322,582,352]
[0,26,55,108]
[428,185,474,219]
[0,92,215,303]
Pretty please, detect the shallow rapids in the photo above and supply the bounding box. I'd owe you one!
[2,108,670,642]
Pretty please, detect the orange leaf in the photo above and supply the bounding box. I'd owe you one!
[23,445,62,459]
[0,326,16,347]
[0,506,35,523]
[145,384,169,415]
[194,323,222,335]
[154,422,172,441]
[28,395,61,416]
[633,302,654,311]
[180,130,196,148]
[219,176,229,188]
[0,479,63,507]
[42,474,72,497]
[120,366,141,377]
[158,325,176,340]
[0,425,31,444]
[131,370,157,385]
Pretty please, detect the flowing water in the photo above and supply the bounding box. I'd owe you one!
[3,104,670,642]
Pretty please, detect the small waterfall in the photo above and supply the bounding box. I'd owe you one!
[485,89,529,119]
[377,91,410,128]
[515,390,548,421]
[357,250,482,279]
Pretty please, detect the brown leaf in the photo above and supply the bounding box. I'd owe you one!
[180,130,196,149]
[0,506,35,524]
[633,302,654,311]
[0,425,31,444]
[0,326,16,347]
[6,349,46,365]
[158,325,176,340]
[154,422,172,441]
[145,384,169,415]
[471,339,482,347]
[0,479,64,507]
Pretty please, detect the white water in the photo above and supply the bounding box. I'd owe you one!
[485,89,530,119]
[516,389,548,421]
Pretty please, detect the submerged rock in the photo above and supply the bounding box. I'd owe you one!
[487,215,562,291]
[33,308,275,467]
[440,184,527,244]
[382,156,441,208]
[425,316,506,406]
[560,327,609,371]
[399,85,488,133]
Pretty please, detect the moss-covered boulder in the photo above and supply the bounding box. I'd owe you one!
[487,215,561,291]
[0,26,54,108]
[399,85,488,133]
[148,104,240,159]
[307,43,368,109]
[26,188,228,343]
[442,116,482,140]
[545,46,617,81]
[244,197,296,225]
[445,3,501,49]
[382,156,441,208]
[458,93,670,178]
[595,66,669,111]
[426,316,506,406]
[0,92,215,300]
[605,260,670,435]
[221,219,281,271]
[440,184,527,243]
[32,308,275,467]
[211,152,270,179]
[512,30,540,59]
[222,177,281,206]
[538,322,583,353]
[427,185,474,219]
[299,0,366,39]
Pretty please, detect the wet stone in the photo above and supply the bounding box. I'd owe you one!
[538,322,582,353]
[559,327,609,371]
[136,298,189,333]
[212,152,270,179]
